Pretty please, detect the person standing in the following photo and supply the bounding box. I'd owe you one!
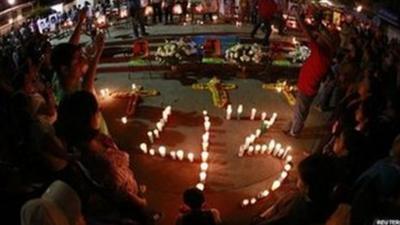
[151,0,163,24]
[127,0,149,37]
[283,8,338,137]
[250,0,277,46]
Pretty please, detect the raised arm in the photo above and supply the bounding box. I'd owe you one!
[82,33,105,93]
[294,7,313,42]
[69,9,87,45]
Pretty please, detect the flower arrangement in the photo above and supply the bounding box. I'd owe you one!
[155,38,197,65]
[289,44,311,63]
[225,43,267,66]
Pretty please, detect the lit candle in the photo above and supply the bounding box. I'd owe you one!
[165,105,172,114]
[238,146,245,157]
[255,129,262,138]
[263,120,272,129]
[261,145,268,154]
[248,145,254,155]
[196,183,205,191]
[268,139,276,153]
[274,143,282,156]
[147,131,154,143]
[270,113,278,124]
[199,171,207,182]
[250,198,257,205]
[283,146,292,159]
[237,104,243,120]
[226,104,232,120]
[284,164,292,171]
[261,112,267,121]
[202,132,209,144]
[204,116,210,122]
[271,180,281,191]
[121,116,128,124]
[255,144,261,154]
[158,146,166,157]
[250,108,257,120]
[202,142,209,152]
[249,134,256,144]
[149,149,155,156]
[131,83,137,91]
[286,155,293,163]
[280,171,288,180]
[100,89,107,98]
[259,190,270,198]
[153,129,160,138]
[203,110,208,116]
[176,150,184,161]
[278,148,285,158]
[156,122,163,132]
[162,112,168,123]
[242,199,249,207]
[140,143,148,154]
[187,152,194,162]
[170,151,176,160]
[204,121,211,131]
[201,152,209,162]
[200,162,208,171]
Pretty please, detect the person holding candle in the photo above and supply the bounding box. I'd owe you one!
[176,188,221,225]
[283,7,339,138]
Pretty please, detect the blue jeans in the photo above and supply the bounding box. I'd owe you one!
[286,91,315,135]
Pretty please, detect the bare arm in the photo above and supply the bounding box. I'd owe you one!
[69,9,87,45]
[82,33,105,93]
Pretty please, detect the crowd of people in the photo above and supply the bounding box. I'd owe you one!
[0,0,399,225]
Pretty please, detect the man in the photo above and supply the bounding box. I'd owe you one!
[283,8,338,137]
[127,0,149,38]
[151,0,162,24]
[250,0,277,46]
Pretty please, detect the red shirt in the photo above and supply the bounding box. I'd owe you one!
[258,0,277,20]
[297,41,331,96]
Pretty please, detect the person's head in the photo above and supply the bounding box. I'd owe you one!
[51,43,88,89]
[333,128,363,157]
[297,154,337,202]
[21,180,86,225]
[55,91,100,145]
[183,188,205,210]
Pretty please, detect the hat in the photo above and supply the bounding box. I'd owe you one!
[20,181,83,225]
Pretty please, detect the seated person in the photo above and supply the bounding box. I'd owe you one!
[176,187,221,225]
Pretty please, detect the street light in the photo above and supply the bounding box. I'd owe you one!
[8,0,16,5]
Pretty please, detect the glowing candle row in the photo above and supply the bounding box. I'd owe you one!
[241,140,292,159]
[139,143,195,162]
[241,162,293,207]
[146,106,172,143]
[226,105,276,122]
[196,110,211,191]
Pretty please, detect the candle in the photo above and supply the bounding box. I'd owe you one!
[261,144,268,154]
[162,113,168,123]
[286,155,293,162]
[259,190,270,198]
[149,149,155,156]
[268,139,276,153]
[131,83,137,91]
[121,116,128,124]
[278,148,285,158]
[158,146,166,157]
[204,116,210,122]
[202,142,209,152]
[165,106,172,114]
[140,143,147,154]
[284,164,292,171]
[280,171,288,180]
[204,121,211,131]
[250,198,257,205]
[255,129,262,138]
[261,112,267,121]
[274,143,282,156]
[249,134,256,144]
[283,146,292,159]
[271,180,281,191]
[199,172,207,182]
[196,183,205,191]
[242,199,249,207]
[248,145,254,155]
[226,104,232,120]
[202,132,209,143]
[147,131,154,143]
[201,152,209,162]
[270,112,278,124]
[238,146,245,157]
[170,151,176,160]
[176,150,184,160]
[263,120,271,129]
[156,122,163,132]
[255,144,261,154]
[187,152,194,162]
[203,110,208,116]
[237,104,243,120]
[153,129,160,138]
[200,162,208,171]
[250,108,257,120]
